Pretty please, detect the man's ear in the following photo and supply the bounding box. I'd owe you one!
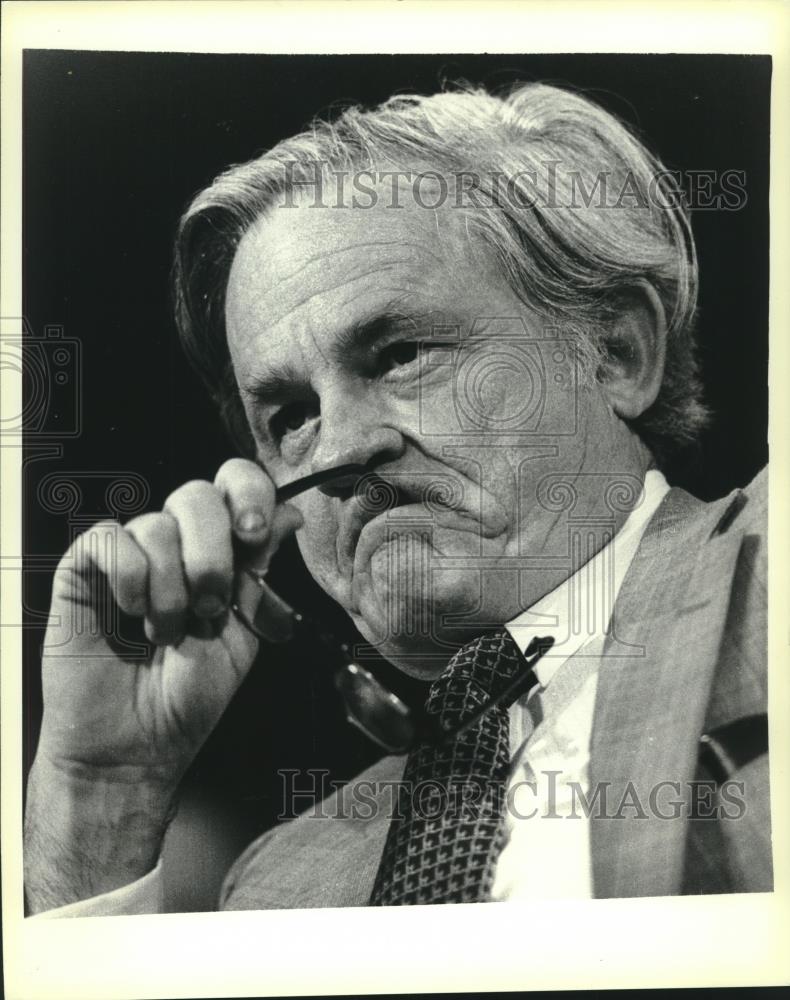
[598,281,667,420]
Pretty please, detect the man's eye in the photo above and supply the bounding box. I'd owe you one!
[380,341,420,372]
[270,402,315,440]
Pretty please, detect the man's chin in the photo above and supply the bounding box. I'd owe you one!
[349,569,495,678]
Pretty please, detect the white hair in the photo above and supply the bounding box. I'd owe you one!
[174,81,708,462]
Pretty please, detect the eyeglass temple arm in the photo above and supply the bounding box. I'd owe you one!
[274,462,370,503]
[231,462,373,642]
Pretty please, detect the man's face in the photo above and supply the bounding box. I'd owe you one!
[225,185,638,676]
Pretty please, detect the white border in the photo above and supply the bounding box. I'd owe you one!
[3,2,789,997]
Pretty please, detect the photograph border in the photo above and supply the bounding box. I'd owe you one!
[2,2,789,997]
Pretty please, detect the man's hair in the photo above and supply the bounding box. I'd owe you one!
[173,81,708,463]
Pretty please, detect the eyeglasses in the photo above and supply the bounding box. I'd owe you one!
[333,634,554,753]
[229,461,554,754]
[229,461,368,640]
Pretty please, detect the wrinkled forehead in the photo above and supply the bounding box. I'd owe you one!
[224,181,508,350]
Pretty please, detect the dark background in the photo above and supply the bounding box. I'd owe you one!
[22,51,770,908]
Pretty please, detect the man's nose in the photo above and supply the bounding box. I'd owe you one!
[311,394,405,499]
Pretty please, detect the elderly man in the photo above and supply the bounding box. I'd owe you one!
[25,82,769,915]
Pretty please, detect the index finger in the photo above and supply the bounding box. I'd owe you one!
[214,458,276,544]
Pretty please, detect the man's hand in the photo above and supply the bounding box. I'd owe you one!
[24,458,303,913]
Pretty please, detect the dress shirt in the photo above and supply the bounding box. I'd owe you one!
[492,468,670,899]
[34,470,669,916]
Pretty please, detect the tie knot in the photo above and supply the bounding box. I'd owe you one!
[425,629,525,729]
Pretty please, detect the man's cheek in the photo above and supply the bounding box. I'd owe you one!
[296,523,341,589]
[367,537,481,612]
[368,537,424,596]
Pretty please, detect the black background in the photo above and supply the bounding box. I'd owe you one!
[22,51,770,907]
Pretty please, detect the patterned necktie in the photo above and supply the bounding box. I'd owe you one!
[369,629,536,905]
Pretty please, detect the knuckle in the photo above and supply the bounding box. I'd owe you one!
[113,544,148,584]
[128,511,178,547]
[165,478,216,511]
[115,577,148,610]
[217,458,274,498]
[215,457,250,482]
[91,518,122,535]
[77,519,121,549]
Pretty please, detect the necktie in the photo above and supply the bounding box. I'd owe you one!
[369,629,534,905]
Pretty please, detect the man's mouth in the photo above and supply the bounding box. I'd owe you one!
[355,473,414,517]
[337,470,494,579]
[339,474,420,575]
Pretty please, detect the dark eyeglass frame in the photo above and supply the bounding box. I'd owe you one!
[333,634,554,753]
[230,462,554,754]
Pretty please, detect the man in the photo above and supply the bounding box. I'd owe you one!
[24,82,770,914]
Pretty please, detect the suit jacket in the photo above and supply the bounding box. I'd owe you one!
[219,468,771,909]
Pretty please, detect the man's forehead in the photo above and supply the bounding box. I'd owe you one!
[225,190,494,338]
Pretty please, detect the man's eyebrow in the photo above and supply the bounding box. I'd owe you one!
[240,307,447,404]
[239,361,308,404]
[336,307,445,355]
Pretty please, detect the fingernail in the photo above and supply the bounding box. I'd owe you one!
[237,510,265,533]
[194,594,226,619]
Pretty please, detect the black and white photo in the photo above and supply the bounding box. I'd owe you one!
[3,3,788,997]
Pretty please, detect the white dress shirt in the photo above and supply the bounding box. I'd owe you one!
[492,468,670,899]
[34,470,669,916]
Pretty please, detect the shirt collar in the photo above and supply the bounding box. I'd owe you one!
[505,469,670,689]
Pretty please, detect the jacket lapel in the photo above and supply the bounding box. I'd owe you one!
[590,486,745,898]
[222,484,756,909]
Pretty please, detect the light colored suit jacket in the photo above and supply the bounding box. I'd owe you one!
[219,469,770,909]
